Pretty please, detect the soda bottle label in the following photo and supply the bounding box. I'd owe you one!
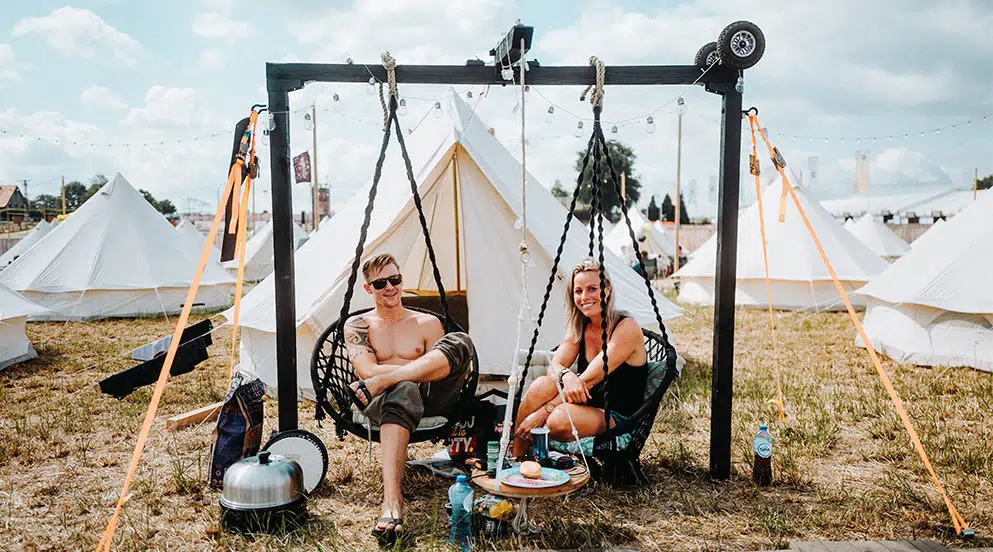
[754,437,772,459]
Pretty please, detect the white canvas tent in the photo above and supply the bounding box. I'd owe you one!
[910,219,945,250]
[0,174,236,320]
[855,193,993,372]
[845,213,909,260]
[176,218,219,254]
[0,220,52,268]
[674,183,889,310]
[0,283,48,370]
[224,219,310,282]
[227,91,681,399]
[603,209,674,264]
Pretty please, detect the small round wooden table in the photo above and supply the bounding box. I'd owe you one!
[469,462,591,534]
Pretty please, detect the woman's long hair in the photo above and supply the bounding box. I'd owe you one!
[565,258,626,343]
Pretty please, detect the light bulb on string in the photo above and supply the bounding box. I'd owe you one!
[397,98,408,117]
[611,125,618,135]
[433,101,442,119]
[645,116,656,134]
[545,105,555,123]
[366,77,376,95]
[574,121,584,138]
[332,93,340,102]
[304,113,313,131]
[466,90,473,99]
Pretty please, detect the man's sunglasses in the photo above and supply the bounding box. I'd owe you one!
[369,274,403,290]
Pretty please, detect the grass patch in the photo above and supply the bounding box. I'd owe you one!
[1,302,991,550]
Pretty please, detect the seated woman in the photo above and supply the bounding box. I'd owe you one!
[512,257,648,458]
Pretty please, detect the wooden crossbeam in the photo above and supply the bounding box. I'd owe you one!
[165,401,223,432]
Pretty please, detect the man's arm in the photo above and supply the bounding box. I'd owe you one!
[343,315,394,380]
[421,315,445,351]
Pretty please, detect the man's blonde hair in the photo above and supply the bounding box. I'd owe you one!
[361,253,400,281]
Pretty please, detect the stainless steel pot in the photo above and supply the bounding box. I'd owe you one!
[220,450,307,533]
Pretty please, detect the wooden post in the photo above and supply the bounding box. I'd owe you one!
[311,104,320,231]
[675,101,683,272]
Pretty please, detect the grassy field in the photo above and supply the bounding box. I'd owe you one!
[1,294,992,551]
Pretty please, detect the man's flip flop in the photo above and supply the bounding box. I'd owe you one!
[350,380,374,409]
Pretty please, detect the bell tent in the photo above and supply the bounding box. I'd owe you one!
[227,91,682,400]
[674,183,889,310]
[845,213,910,261]
[223,218,310,282]
[0,283,48,370]
[0,174,236,320]
[0,220,52,268]
[855,193,993,373]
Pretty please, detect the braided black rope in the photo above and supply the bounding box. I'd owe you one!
[513,130,598,407]
[589,107,613,438]
[315,102,396,423]
[587,135,603,257]
[596,130,668,334]
[392,103,455,329]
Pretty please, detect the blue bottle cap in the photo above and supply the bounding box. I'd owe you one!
[759,425,768,431]
[457,474,468,483]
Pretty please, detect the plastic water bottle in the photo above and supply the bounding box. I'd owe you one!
[752,425,773,486]
[448,474,473,550]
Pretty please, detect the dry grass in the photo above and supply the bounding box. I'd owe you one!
[1,294,992,551]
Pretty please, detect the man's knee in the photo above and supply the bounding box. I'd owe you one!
[432,331,473,378]
[380,381,425,433]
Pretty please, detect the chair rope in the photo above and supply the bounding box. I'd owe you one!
[316,52,454,425]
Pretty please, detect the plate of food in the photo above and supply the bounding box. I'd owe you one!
[498,461,571,489]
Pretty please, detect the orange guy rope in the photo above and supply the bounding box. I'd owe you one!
[750,112,971,537]
[228,117,259,377]
[746,113,786,426]
[97,110,259,551]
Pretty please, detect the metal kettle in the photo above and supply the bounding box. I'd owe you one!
[220,450,306,533]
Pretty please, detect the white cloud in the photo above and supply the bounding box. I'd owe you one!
[80,85,125,110]
[0,44,19,83]
[199,48,225,69]
[11,7,142,66]
[192,12,250,42]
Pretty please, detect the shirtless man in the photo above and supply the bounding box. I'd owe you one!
[343,253,473,542]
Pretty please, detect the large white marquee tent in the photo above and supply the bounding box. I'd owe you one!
[227,91,681,400]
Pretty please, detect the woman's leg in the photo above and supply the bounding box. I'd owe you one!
[545,403,615,442]
[511,375,559,457]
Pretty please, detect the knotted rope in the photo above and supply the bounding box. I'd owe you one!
[579,56,606,107]
[377,51,398,129]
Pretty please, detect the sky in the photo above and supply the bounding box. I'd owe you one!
[1,0,991,221]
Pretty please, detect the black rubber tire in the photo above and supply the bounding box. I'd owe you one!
[694,42,720,69]
[716,21,765,70]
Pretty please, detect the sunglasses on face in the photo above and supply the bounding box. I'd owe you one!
[369,274,403,290]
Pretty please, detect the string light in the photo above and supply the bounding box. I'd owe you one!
[545,105,555,123]
[645,116,656,134]
[397,98,408,117]
[611,125,618,135]
[432,101,442,119]
[332,93,340,102]
[466,90,473,99]
[772,112,992,143]
[574,121,584,138]
[365,76,376,95]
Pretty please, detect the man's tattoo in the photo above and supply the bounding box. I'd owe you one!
[344,316,374,359]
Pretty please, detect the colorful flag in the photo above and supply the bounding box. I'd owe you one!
[293,151,312,183]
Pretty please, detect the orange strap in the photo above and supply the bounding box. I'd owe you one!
[96,110,258,551]
[749,113,970,536]
[228,117,258,377]
[746,115,786,427]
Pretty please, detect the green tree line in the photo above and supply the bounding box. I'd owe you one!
[28,174,175,215]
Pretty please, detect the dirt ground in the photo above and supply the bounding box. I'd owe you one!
[1,295,991,551]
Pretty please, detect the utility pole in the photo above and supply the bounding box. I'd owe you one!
[309,104,320,232]
[674,97,685,272]
[61,176,66,215]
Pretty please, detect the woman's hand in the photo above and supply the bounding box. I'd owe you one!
[561,371,591,404]
[515,408,549,438]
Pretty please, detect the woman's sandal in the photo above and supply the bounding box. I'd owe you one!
[371,516,403,545]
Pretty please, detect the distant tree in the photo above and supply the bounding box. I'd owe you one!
[82,173,109,203]
[978,173,993,190]
[574,139,642,223]
[659,193,690,223]
[139,189,176,216]
[550,179,570,207]
[63,181,87,210]
[31,194,59,210]
[647,195,660,222]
